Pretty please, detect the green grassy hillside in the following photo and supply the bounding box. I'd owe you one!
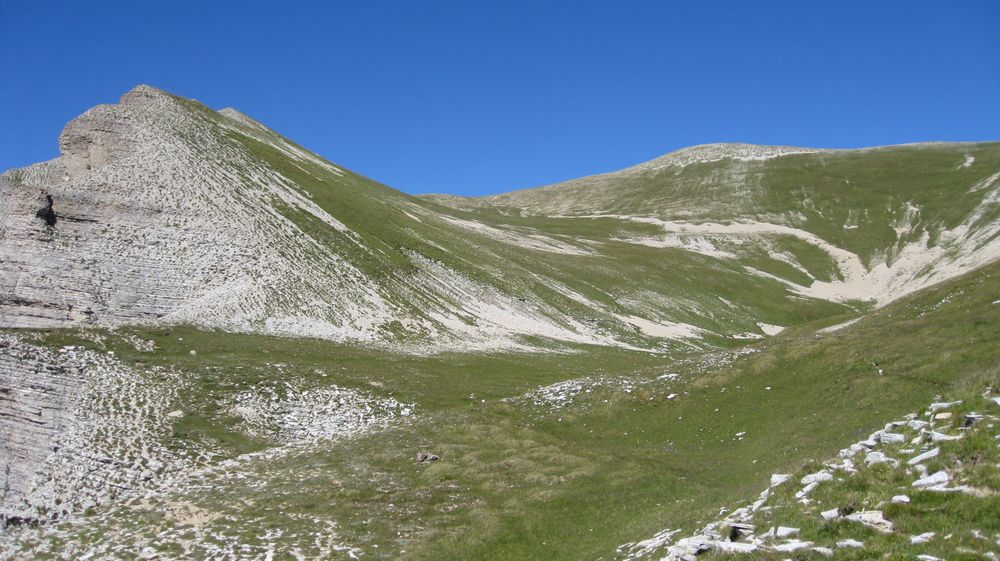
[424,142,1000,308]
[5,255,997,560]
[2,88,998,559]
[144,95,1000,350]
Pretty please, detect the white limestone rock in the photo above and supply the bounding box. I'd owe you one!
[879,432,906,444]
[801,470,833,485]
[770,473,791,486]
[930,431,963,442]
[846,510,894,533]
[913,471,951,488]
[865,451,898,466]
[773,539,813,552]
[775,526,799,538]
[0,334,189,524]
[907,447,940,465]
[929,400,962,412]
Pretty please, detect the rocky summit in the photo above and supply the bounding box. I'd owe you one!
[1,86,998,560]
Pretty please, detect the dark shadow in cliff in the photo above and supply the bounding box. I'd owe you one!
[34,194,99,227]
[35,194,57,227]
[2,514,41,529]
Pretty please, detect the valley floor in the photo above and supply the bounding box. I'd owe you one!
[1,262,999,560]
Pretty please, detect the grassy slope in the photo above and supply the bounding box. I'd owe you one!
[8,94,998,558]
[725,388,1000,560]
[428,142,1000,270]
[10,257,997,560]
[161,99,1000,353]
[197,99,855,345]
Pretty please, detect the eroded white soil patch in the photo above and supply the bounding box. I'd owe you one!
[591,198,1000,307]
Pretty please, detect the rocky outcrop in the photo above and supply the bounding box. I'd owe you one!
[2,87,226,327]
[619,394,999,560]
[0,336,82,525]
[0,334,189,526]
[0,86,397,339]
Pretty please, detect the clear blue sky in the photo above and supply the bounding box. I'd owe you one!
[2,1,998,196]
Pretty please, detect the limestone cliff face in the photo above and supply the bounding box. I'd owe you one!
[0,335,187,525]
[2,86,225,327]
[0,337,81,524]
[0,86,398,340]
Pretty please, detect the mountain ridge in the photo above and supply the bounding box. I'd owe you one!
[2,84,999,560]
[419,140,996,202]
[3,85,999,353]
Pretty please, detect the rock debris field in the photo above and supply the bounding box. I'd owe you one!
[619,393,1000,560]
[0,331,416,560]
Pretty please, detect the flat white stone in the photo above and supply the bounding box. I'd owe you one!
[930,431,962,442]
[770,474,791,486]
[773,539,813,552]
[776,526,799,538]
[839,443,865,458]
[827,458,855,472]
[907,447,940,465]
[910,532,935,544]
[880,432,906,444]
[801,471,833,485]
[913,470,950,487]
[846,510,893,533]
[929,400,962,412]
[891,494,910,504]
[795,482,818,498]
[865,451,896,466]
[713,541,757,553]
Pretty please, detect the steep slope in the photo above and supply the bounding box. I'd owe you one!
[5,88,999,355]
[1,86,864,352]
[0,86,394,337]
[0,87,636,351]
[0,333,191,527]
